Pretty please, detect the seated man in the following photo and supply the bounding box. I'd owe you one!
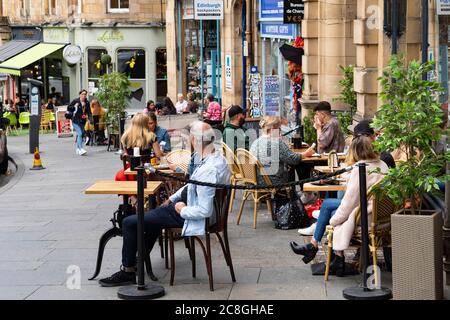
[148,112,171,153]
[222,105,250,152]
[313,101,345,153]
[99,121,230,287]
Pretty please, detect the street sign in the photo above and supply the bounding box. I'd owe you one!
[225,55,232,90]
[283,0,304,24]
[437,0,450,15]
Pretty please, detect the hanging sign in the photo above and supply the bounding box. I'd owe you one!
[283,0,304,24]
[260,23,297,39]
[194,0,224,20]
[225,55,232,90]
[63,45,82,64]
[437,0,450,15]
[259,0,284,21]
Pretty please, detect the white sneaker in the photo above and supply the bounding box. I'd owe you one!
[298,222,317,236]
[312,210,320,219]
[79,148,87,156]
[76,148,81,155]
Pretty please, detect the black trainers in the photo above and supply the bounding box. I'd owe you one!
[98,270,136,287]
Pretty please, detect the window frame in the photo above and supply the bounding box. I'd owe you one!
[116,47,147,80]
[107,0,130,13]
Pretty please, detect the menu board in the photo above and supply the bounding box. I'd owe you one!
[264,75,280,116]
[56,109,73,137]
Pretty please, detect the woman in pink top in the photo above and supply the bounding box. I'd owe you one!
[203,94,222,122]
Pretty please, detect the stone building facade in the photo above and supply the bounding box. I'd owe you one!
[0,0,167,110]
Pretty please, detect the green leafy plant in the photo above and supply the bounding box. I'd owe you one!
[95,72,131,134]
[333,65,356,136]
[372,55,450,213]
[303,112,317,145]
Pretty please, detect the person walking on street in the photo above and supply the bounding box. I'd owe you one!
[68,89,93,156]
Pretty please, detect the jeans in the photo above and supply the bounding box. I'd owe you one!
[121,203,185,268]
[73,122,84,150]
[313,198,342,243]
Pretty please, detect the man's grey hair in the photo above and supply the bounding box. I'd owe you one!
[190,121,215,146]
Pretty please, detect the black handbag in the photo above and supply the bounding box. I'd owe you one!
[274,188,312,230]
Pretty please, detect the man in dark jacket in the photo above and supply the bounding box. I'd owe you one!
[67,89,93,156]
[351,119,396,168]
[222,105,250,152]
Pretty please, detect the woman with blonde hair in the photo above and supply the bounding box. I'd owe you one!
[290,135,388,276]
[121,113,163,162]
[84,99,106,145]
[249,116,314,185]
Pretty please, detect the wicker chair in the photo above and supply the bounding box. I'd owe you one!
[165,149,191,173]
[235,148,279,229]
[324,185,399,285]
[221,142,245,214]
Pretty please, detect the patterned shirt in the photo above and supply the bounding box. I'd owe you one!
[318,117,345,153]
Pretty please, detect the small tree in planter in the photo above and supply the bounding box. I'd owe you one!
[96,72,131,135]
[372,55,450,300]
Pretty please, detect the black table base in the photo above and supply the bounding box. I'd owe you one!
[117,284,165,300]
[343,287,392,300]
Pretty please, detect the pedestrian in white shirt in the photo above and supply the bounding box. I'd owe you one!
[175,93,188,114]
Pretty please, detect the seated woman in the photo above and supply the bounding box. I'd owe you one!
[147,112,171,153]
[120,112,163,164]
[290,135,389,276]
[250,116,314,185]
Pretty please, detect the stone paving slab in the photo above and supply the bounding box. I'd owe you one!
[2,133,448,300]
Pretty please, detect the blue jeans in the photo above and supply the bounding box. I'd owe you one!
[73,122,84,150]
[121,203,185,268]
[313,198,341,243]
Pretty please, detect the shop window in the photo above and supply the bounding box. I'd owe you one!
[117,48,146,109]
[108,0,129,12]
[87,48,108,96]
[117,49,146,80]
[156,48,167,102]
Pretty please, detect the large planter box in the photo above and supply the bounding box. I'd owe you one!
[391,210,443,300]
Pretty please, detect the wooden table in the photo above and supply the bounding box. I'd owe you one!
[85,180,162,282]
[85,180,162,195]
[124,168,183,176]
[303,182,347,192]
[313,166,341,174]
[299,154,347,163]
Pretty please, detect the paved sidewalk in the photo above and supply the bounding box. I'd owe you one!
[0,133,402,300]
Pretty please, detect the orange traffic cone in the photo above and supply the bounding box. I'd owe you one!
[30,147,45,170]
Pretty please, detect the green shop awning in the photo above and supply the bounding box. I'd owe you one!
[0,43,66,76]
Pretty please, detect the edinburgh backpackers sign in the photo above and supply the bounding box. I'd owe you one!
[194,0,224,20]
[283,0,304,23]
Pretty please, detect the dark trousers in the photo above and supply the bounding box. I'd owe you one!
[121,203,185,268]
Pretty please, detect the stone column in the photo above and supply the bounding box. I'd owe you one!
[221,0,244,107]
[302,0,357,116]
[165,0,179,101]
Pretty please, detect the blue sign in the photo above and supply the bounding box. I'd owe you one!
[260,23,296,39]
[259,0,284,21]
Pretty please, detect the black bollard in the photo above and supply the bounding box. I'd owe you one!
[117,165,165,300]
[343,163,392,300]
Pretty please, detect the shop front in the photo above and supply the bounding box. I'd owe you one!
[74,26,166,111]
[258,0,300,120]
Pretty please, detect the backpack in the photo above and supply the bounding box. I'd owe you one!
[274,189,312,230]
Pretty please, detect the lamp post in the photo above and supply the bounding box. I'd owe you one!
[421,0,429,80]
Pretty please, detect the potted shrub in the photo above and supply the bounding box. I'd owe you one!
[373,55,449,300]
[95,72,131,137]
[333,65,356,137]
